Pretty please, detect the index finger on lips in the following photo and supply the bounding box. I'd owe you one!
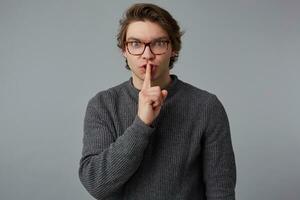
[142,63,151,90]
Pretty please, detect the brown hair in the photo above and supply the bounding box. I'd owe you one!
[117,3,183,69]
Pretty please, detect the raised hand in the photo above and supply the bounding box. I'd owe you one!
[137,63,168,126]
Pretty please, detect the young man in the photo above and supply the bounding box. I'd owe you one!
[79,3,236,200]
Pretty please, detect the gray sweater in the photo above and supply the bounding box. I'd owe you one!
[79,75,236,200]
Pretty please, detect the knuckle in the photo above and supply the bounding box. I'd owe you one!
[153,86,161,92]
[139,91,147,97]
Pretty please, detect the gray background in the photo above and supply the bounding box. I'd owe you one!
[1,0,299,199]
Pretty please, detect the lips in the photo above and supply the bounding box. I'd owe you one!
[140,64,157,73]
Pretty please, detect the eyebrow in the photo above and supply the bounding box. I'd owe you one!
[126,36,169,42]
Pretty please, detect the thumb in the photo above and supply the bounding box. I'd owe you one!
[161,90,168,101]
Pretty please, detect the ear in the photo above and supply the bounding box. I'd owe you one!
[122,50,127,58]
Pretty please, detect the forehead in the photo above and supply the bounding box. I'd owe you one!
[126,21,169,41]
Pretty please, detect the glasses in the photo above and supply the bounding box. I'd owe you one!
[125,39,170,55]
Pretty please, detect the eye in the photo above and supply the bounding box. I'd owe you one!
[153,40,167,47]
[129,41,142,48]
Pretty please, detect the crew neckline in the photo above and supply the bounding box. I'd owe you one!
[126,74,180,102]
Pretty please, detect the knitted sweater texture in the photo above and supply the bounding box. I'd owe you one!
[79,75,236,200]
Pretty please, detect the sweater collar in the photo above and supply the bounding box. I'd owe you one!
[125,74,180,102]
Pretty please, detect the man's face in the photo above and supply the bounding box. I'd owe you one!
[123,20,175,88]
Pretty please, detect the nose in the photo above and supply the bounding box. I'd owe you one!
[142,46,155,60]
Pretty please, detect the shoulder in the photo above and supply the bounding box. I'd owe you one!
[176,78,227,114]
[87,80,128,109]
[177,78,215,103]
[178,79,229,125]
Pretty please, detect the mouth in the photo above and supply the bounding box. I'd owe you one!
[140,64,157,73]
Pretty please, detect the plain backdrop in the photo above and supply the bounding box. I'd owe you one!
[1,0,299,200]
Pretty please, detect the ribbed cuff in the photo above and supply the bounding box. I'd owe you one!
[131,115,155,137]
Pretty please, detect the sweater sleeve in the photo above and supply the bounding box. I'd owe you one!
[202,95,236,200]
[78,97,155,199]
